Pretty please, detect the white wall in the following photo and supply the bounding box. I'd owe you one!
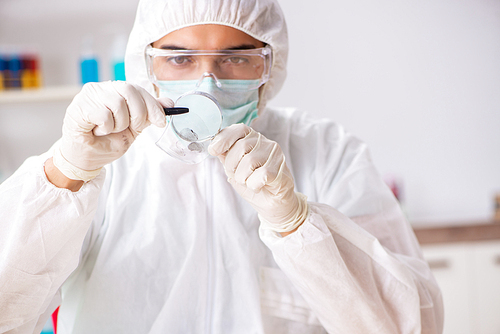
[1,0,499,224]
[271,0,500,223]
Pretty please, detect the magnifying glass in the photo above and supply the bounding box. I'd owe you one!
[156,91,223,164]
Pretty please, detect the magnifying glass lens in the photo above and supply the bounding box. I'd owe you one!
[156,91,222,164]
[171,94,222,141]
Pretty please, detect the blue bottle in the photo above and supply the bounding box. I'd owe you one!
[80,36,99,84]
[0,55,7,90]
[111,34,127,81]
[7,55,22,89]
[81,58,99,84]
[113,61,125,81]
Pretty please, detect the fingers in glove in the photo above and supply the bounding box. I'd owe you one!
[134,85,172,130]
[208,123,252,158]
[231,133,275,184]
[111,82,168,136]
[87,82,130,136]
[223,131,260,179]
[243,142,284,191]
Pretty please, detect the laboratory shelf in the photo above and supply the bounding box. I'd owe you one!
[0,86,81,104]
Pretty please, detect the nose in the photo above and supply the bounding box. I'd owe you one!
[195,72,223,89]
[199,57,219,74]
[197,56,221,84]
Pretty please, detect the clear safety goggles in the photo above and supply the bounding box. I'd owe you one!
[145,45,272,92]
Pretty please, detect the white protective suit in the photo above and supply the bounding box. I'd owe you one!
[0,0,444,333]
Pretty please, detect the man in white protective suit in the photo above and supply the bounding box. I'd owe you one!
[0,0,444,333]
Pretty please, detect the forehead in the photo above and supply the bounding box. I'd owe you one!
[152,24,265,50]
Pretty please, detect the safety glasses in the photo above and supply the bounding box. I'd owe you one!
[145,45,272,92]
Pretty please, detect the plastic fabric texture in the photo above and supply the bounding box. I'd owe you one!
[0,107,443,333]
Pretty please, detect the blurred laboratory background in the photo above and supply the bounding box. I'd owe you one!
[1,0,500,333]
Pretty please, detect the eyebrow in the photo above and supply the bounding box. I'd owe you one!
[158,44,260,51]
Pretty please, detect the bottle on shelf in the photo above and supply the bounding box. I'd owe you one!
[0,55,6,91]
[80,35,99,84]
[21,53,42,89]
[6,55,22,89]
[111,33,127,81]
[0,47,42,90]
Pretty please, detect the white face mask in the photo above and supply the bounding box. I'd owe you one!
[156,77,260,129]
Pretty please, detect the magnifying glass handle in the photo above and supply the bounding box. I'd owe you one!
[163,107,189,115]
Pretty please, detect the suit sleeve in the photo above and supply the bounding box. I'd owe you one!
[259,117,444,334]
[0,153,105,333]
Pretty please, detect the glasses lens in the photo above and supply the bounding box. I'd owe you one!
[147,47,271,91]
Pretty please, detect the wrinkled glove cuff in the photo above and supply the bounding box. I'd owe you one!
[258,192,309,233]
[53,145,102,182]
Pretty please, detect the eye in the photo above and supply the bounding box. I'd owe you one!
[167,56,191,65]
[224,57,249,64]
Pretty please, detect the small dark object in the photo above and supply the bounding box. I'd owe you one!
[163,107,189,115]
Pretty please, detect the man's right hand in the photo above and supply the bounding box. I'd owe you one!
[51,81,172,183]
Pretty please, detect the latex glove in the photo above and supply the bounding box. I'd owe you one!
[53,81,172,181]
[208,124,308,234]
